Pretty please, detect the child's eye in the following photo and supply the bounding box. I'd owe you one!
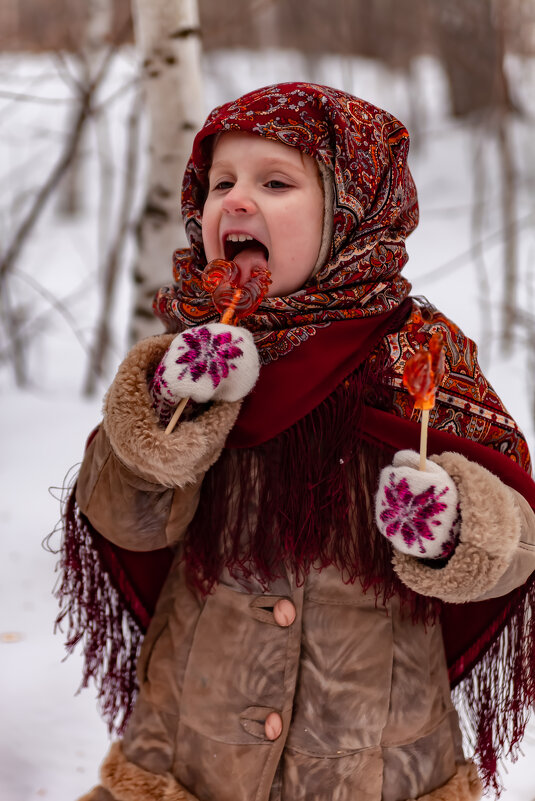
[265,179,289,189]
[211,180,234,191]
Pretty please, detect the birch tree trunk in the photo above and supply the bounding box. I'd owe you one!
[130,0,204,342]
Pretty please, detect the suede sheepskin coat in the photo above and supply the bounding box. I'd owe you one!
[75,334,535,801]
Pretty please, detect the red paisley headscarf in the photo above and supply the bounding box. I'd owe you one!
[153,82,419,361]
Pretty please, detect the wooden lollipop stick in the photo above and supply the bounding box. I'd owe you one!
[165,396,189,435]
[419,408,430,471]
[220,289,242,325]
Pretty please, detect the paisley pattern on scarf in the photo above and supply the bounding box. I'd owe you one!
[378,302,532,471]
[153,82,419,363]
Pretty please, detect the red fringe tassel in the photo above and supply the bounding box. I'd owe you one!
[451,572,535,795]
[51,487,142,735]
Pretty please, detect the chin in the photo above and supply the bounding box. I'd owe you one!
[267,274,305,298]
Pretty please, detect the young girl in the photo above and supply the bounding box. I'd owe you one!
[59,83,535,801]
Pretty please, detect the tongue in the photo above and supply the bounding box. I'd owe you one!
[233,246,268,282]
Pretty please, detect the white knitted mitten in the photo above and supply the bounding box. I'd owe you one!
[375,450,460,559]
[149,324,260,425]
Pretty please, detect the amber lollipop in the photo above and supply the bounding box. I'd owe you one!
[165,259,272,435]
[402,332,445,470]
[201,259,272,324]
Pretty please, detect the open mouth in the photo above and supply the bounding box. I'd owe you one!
[223,233,269,263]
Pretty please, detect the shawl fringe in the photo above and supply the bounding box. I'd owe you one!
[451,572,535,795]
[47,479,143,735]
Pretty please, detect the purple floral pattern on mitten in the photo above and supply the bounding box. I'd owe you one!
[148,323,260,424]
[379,473,451,555]
[150,361,171,401]
[149,360,176,426]
[439,504,461,558]
[175,327,244,388]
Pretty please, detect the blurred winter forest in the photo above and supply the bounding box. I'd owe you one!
[2,3,535,798]
[0,0,534,416]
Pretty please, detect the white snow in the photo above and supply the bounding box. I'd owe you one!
[0,49,534,800]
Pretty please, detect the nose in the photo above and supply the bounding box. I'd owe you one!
[222,182,256,215]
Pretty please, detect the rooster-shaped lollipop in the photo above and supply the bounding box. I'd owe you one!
[164,260,271,434]
[201,259,272,325]
[402,331,446,470]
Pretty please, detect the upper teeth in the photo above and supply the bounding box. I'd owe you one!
[226,233,253,242]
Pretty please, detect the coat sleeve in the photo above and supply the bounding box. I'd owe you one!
[75,334,241,552]
[392,451,535,603]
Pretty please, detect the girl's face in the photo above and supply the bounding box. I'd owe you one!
[202,132,324,297]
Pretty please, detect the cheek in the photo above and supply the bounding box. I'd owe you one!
[200,206,218,259]
[280,205,321,264]
[274,200,308,245]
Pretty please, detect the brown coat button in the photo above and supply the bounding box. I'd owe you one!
[264,711,283,740]
[273,598,296,627]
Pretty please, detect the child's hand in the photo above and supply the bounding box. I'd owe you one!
[149,323,260,422]
[375,450,460,559]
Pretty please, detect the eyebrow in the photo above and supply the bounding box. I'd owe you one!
[209,156,307,174]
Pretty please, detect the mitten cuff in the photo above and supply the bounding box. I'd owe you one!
[393,451,522,602]
[103,334,241,488]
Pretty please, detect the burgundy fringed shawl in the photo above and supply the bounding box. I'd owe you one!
[54,309,535,796]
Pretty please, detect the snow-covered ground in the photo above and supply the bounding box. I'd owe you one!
[0,49,534,800]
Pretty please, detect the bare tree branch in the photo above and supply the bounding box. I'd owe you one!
[0,42,118,286]
[0,40,120,383]
[0,95,90,286]
[526,255,535,422]
[83,89,143,395]
[497,113,518,355]
[0,281,26,385]
[0,90,73,105]
[58,2,114,217]
[416,210,534,285]
[470,132,493,366]
[94,75,141,113]
[51,51,85,95]
[93,107,116,268]
[0,268,95,360]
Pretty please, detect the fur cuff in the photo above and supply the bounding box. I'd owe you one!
[103,335,241,488]
[393,451,522,603]
[85,741,200,801]
[76,787,115,801]
[79,748,481,801]
[413,760,482,800]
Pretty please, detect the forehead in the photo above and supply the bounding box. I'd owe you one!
[209,131,311,171]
